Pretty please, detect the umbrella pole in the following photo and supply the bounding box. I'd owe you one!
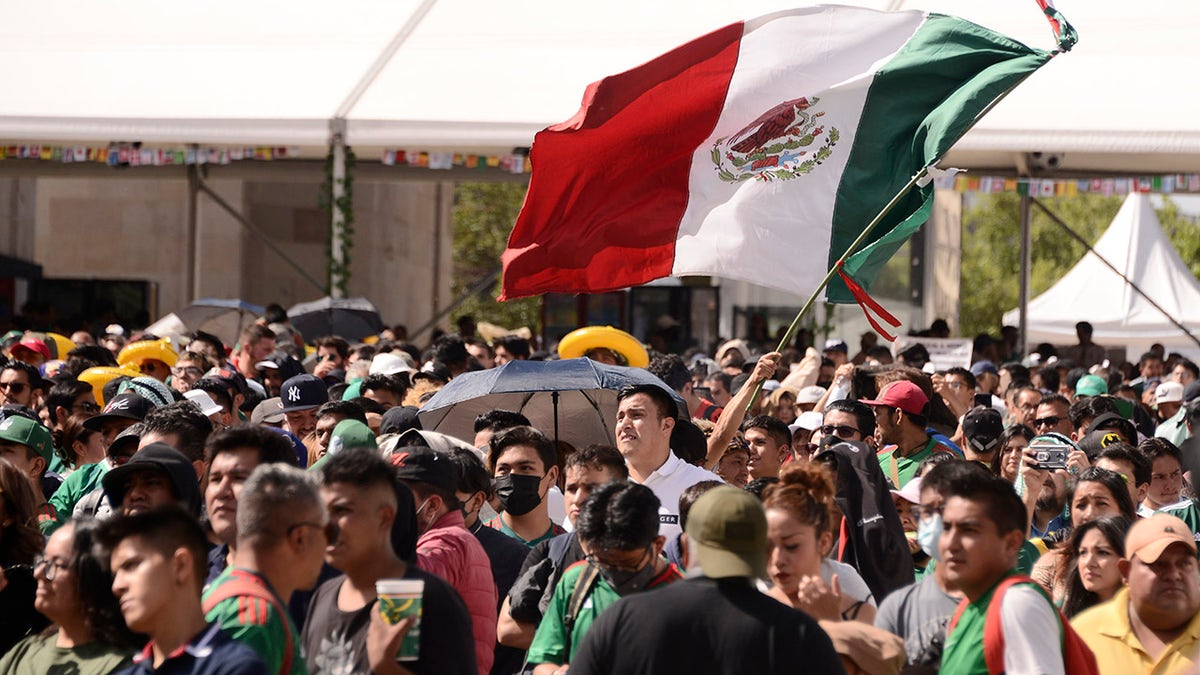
[552,391,560,446]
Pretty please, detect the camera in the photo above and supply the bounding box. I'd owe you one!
[1031,442,1070,471]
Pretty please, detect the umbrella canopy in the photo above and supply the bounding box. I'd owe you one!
[145,298,264,348]
[287,296,384,343]
[417,358,686,449]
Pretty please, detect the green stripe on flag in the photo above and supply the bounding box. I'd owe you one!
[827,14,1052,303]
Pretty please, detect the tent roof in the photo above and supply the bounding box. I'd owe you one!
[1001,192,1200,356]
[2,0,1196,169]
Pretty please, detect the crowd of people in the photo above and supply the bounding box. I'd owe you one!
[0,310,1198,674]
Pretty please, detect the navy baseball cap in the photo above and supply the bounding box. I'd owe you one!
[279,374,329,413]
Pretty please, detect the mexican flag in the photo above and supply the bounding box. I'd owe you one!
[500,3,1074,304]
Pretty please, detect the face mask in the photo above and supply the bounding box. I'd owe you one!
[917,513,943,561]
[494,473,544,516]
[599,553,658,596]
[415,497,434,534]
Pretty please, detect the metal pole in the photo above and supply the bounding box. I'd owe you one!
[330,120,347,299]
[1018,194,1032,358]
[186,153,200,302]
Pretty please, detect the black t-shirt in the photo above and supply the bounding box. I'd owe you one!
[301,569,477,675]
[0,563,48,654]
[471,521,532,675]
[569,577,845,675]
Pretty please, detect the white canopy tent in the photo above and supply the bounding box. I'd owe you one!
[1001,192,1200,360]
[0,0,1196,170]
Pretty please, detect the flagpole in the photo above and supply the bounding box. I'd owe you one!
[745,166,930,410]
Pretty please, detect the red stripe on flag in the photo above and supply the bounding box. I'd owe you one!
[500,22,745,300]
[837,265,902,342]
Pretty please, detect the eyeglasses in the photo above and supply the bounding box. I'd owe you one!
[1034,415,1063,429]
[286,520,339,543]
[820,424,860,439]
[32,555,70,581]
[72,401,101,414]
[585,546,652,573]
[0,381,27,395]
[171,366,204,377]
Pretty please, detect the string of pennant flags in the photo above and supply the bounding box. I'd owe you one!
[0,143,533,173]
[939,174,1200,196]
[0,143,1194,189]
[0,144,300,166]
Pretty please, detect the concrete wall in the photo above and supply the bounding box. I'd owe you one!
[1,165,453,333]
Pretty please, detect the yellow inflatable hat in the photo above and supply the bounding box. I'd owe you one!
[78,364,141,406]
[557,326,649,368]
[117,338,178,369]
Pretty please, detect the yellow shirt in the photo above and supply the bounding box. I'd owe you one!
[1071,587,1200,675]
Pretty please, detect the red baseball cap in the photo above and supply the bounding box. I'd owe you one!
[861,380,928,417]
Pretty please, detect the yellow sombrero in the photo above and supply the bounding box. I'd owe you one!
[78,364,141,406]
[557,326,649,368]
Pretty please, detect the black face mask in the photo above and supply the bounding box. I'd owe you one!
[494,473,544,516]
[599,557,659,596]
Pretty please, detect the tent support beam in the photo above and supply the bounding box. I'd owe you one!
[186,151,200,303]
[330,120,347,299]
[194,175,327,296]
[1031,197,1200,352]
[1018,194,1032,359]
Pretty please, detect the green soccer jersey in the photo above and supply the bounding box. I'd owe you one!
[42,461,109,535]
[1139,499,1200,544]
[203,567,306,675]
[526,561,683,667]
[878,438,956,490]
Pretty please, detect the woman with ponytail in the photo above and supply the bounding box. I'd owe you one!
[762,461,876,623]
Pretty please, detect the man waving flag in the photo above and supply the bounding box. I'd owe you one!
[500,2,1074,307]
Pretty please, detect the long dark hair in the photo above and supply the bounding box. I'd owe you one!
[1073,467,1138,522]
[990,424,1033,481]
[68,519,144,649]
[0,457,43,564]
[1060,516,1131,619]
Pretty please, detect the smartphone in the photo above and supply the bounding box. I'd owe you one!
[1030,442,1070,471]
[693,386,713,401]
[973,393,992,408]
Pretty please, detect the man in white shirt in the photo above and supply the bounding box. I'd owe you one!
[614,384,722,539]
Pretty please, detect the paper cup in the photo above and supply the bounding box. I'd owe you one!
[376,578,424,661]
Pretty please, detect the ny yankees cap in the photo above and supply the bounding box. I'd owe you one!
[83,392,157,431]
[279,374,329,413]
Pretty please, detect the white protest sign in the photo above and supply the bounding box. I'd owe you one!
[891,337,973,371]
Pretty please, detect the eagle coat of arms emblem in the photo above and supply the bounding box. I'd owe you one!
[711,96,839,183]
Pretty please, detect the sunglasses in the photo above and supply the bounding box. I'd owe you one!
[1034,415,1064,428]
[0,381,27,395]
[820,424,860,439]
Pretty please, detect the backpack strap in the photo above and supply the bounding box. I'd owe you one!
[203,577,294,675]
[563,563,601,651]
[980,574,1099,675]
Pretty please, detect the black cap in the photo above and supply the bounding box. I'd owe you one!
[280,374,329,413]
[380,406,422,436]
[962,406,1003,455]
[1077,429,1126,460]
[391,446,456,492]
[83,392,155,431]
[102,442,201,516]
[1085,412,1137,445]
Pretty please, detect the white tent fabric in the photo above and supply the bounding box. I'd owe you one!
[1001,193,1200,359]
[1,0,1196,170]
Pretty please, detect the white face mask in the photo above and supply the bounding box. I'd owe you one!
[917,513,943,561]
[415,497,434,533]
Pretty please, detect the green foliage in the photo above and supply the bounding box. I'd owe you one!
[959,193,1200,337]
[319,146,356,297]
[451,182,541,335]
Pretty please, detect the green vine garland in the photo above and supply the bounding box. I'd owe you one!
[319,145,356,296]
